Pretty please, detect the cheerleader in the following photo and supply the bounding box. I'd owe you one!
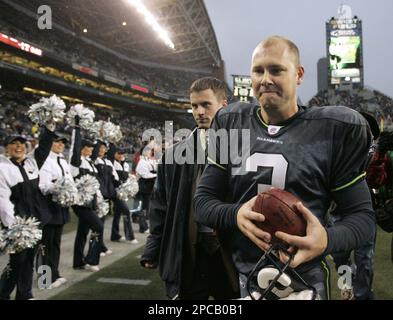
[91,141,118,256]
[0,126,56,299]
[70,120,103,272]
[107,145,137,243]
[39,132,73,289]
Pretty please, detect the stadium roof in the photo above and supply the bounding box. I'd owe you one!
[4,0,222,71]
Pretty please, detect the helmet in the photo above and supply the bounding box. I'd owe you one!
[246,244,319,300]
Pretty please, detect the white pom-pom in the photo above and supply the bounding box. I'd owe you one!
[0,217,42,254]
[74,174,100,206]
[116,175,139,201]
[96,193,109,218]
[51,177,79,207]
[88,120,123,144]
[66,104,95,129]
[27,95,66,125]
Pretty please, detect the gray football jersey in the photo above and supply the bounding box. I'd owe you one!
[204,102,372,274]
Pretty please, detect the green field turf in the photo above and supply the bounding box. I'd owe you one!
[51,229,393,300]
[51,247,167,300]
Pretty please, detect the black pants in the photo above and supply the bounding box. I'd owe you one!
[73,206,104,267]
[180,236,238,300]
[0,248,36,300]
[138,193,150,232]
[99,215,109,253]
[111,199,135,241]
[41,224,63,282]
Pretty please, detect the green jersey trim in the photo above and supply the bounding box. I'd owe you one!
[255,108,269,128]
[331,172,367,192]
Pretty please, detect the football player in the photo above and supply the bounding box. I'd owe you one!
[194,36,375,299]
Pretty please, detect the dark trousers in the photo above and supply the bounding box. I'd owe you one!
[138,193,150,232]
[180,235,238,300]
[99,216,109,253]
[111,199,135,241]
[332,237,376,300]
[41,224,63,282]
[0,248,36,300]
[73,206,104,267]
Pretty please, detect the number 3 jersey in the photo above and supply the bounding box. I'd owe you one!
[195,102,374,275]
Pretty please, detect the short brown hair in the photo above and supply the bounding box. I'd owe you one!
[190,77,227,100]
[258,35,301,66]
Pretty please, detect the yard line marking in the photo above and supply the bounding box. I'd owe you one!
[96,277,151,286]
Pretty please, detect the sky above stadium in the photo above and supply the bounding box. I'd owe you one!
[204,0,393,104]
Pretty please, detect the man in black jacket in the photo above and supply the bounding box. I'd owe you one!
[140,77,239,300]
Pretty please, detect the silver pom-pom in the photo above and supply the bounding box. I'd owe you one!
[27,95,66,125]
[66,104,95,130]
[95,193,109,218]
[51,177,79,207]
[89,120,123,144]
[0,217,42,255]
[116,175,139,201]
[74,174,100,206]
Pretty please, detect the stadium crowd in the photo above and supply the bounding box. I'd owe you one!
[0,90,185,157]
[308,88,393,130]
[0,9,207,97]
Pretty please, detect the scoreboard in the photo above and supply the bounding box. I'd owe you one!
[232,75,253,103]
[326,5,364,87]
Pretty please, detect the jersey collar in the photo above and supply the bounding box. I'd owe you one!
[255,105,306,136]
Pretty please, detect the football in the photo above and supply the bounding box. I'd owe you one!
[252,188,307,247]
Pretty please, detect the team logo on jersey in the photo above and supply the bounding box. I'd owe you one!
[268,125,282,135]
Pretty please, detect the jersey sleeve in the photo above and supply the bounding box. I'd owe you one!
[206,110,229,172]
[330,118,372,192]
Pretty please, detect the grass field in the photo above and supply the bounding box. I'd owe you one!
[51,247,167,300]
[51,229,393,300]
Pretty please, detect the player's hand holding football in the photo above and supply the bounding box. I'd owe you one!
[236,196,272,251]
[275,202,328,268]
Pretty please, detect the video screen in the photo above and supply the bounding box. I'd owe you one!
[329,36,361,71]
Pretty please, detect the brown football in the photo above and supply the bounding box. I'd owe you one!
[252,188,307,247]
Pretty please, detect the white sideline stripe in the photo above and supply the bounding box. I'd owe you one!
[136,255,142,259]
[96,278,151,286]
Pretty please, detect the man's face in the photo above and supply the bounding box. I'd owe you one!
[52,140,65,154]
[251,41,304,117]
[6,140,26,162]
[98,144,107,158]
[190,89,227,129]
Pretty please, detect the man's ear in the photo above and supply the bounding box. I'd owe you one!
[296,66,305,85]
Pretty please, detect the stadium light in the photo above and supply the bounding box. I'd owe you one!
[125,0,175,50]
[83,28,88,33]
[122,21,127,26]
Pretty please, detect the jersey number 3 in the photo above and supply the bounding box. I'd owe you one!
[246,153,288,193]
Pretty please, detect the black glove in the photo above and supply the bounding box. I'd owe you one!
[75,115,81,126]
